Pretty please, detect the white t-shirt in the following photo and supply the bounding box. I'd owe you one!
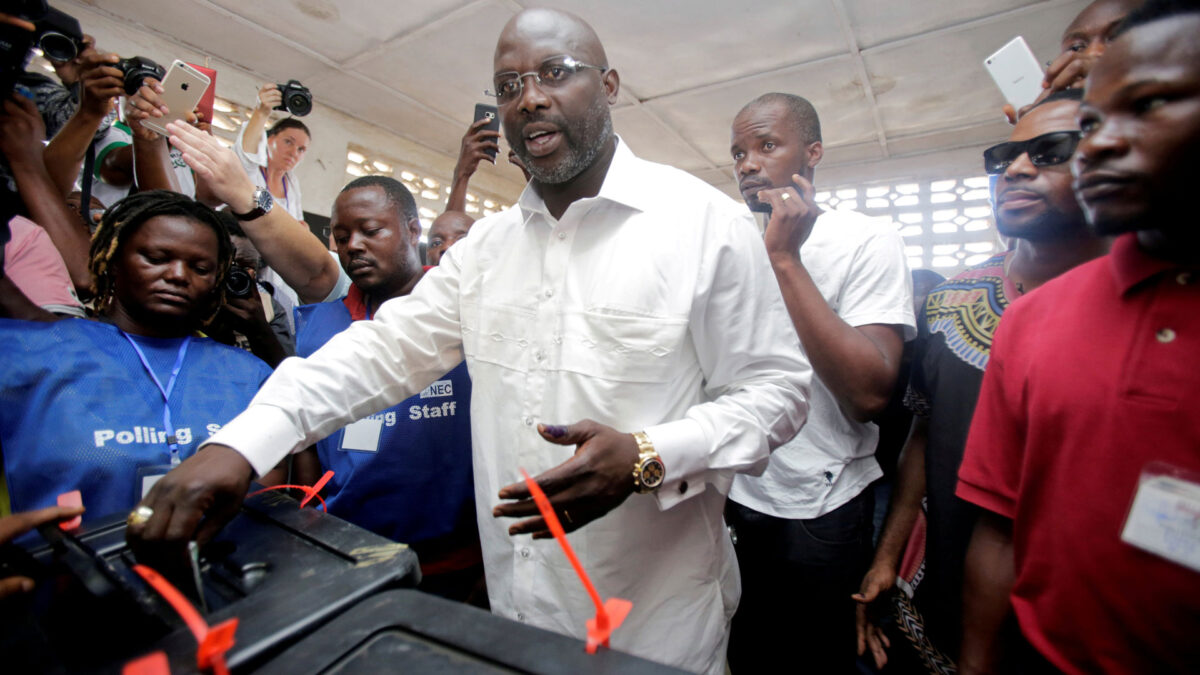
[87,121,196,207]
[729,207,916,519]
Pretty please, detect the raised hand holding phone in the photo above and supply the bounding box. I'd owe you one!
[140,60,211,136]
[760,174,820,259]
[985,37,1044,112]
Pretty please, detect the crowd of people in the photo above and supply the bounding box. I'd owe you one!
[0,0,1197,673]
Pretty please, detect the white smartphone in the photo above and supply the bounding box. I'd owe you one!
[140,60,212,136]
[984,37,1044,110]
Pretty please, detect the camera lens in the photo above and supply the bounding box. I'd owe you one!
[117,56,166,96]
[285,91,312,116]
[38,32,77,62]
[225,268,255,299]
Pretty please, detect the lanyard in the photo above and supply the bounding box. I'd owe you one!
[259,167,289,203]
[123,332,192,465]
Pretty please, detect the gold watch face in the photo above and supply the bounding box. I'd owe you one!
[639,458,665,489]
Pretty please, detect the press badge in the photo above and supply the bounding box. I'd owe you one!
[1120,463,1200,573]
[340,417,383,452]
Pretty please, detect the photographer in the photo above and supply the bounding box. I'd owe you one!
[235,83,308,222]
[233,83,313,324]
[14,32,94,140]
[204,212,294,368]
[41,47,122,197]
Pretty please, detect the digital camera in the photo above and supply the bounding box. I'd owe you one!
[115,55,166,96]
[274,79,312,117]
[225,267,256,300]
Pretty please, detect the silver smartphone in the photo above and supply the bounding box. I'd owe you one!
[140,60,212,136]
[984,37,1044,110]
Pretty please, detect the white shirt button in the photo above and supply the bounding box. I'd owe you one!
[534,349,545,362]
[557,232,566,240]
[516,612,526,622]
[553,334,563,345]
[520,547,530,559]
[1156,328,1177,343]
[544,288,554,298]
[523,416,534,427]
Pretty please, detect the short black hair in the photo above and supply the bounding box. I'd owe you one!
[340,175,419,222]
[89,190,233,312]
[740,92,822,144]
[1114,0,1200,37]
[267,117,311,139]
[216,209,246,239]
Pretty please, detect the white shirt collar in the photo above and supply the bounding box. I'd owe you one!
[515,136,651,221]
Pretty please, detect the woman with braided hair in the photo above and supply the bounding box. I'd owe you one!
[0,190,272,524]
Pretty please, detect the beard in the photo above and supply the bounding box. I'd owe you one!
[511,99,614,185]
[996,206,1087,243]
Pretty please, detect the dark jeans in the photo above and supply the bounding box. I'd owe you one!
[726,488,874,674]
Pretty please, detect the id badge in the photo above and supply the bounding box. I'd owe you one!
[340,417,383,453]
[135,464,175,501]
[1120,462,1200,573]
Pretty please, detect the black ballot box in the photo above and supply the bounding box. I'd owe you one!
[256,589,689,675]
[0,490,420,673]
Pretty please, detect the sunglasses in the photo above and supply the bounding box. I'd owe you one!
[983,130,1081,175]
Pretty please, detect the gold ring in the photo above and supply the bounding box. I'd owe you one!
[127,505,154,527]
[781,192,790,201]
[562,509,573,525]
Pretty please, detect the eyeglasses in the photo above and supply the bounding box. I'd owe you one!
[486,56,607,105]
[983,130,1082,175]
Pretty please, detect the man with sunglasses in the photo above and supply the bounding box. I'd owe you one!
[855,88,1108,672]
[956,1,1200,672]
[128,8,810,674]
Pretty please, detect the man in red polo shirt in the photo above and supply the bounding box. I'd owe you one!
[956,1,1200,673]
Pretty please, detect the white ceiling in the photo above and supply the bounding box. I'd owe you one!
[68,0,1090,199]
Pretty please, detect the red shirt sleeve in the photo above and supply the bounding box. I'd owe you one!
[956,307,1027,519]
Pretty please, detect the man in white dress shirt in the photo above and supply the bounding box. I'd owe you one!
[129,9,811,673]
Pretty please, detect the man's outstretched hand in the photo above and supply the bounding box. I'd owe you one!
[125,444,254,556]
[493,420,640,539]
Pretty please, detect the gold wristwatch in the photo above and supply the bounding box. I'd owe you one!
[631,431,666,493]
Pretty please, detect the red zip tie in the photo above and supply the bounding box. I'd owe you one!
[300,470,334,507]
[131,564,238,675]
[122,650,170,675]
[57,490,83,530]
[519,469,632,653]
[246,470,334,511]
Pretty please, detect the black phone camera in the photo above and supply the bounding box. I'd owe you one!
[274,79,312,117]
[225,267,256,300]
[115,55,165,96]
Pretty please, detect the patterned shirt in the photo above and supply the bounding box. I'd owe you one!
[901,251,1021,658]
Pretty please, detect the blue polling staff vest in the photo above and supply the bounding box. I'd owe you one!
[0,318,272,521]
[294,297,474,546]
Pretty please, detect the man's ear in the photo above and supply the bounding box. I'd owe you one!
[806,140,824,171]
[603,68,620,105]
[406,217,422,245]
